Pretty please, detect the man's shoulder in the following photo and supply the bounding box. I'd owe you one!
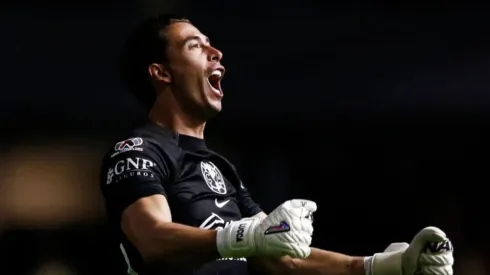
[102,122,182,163]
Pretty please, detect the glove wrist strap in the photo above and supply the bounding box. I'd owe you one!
[216,218,258,258]
[370,251,404,275]
[364,256,373,275]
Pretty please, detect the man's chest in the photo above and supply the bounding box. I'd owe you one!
[164,155,244,228]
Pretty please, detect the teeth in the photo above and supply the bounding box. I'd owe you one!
[210,70,222,78]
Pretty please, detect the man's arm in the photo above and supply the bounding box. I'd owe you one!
[250,248,365,275]
[121,194,221,267]
[249,212,366,275]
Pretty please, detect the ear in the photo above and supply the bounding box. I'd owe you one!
[149,63,171,84]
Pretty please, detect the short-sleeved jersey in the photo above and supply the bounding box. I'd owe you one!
[100,121,262,275]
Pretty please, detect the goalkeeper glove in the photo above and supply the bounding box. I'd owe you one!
[216,199,316,259]
[367,226,454,275]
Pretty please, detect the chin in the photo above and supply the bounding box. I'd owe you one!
[206,101,222,117]
[200,83,223,118]
[192,99,221,121]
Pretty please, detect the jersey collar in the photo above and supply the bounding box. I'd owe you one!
[177,134,207,151]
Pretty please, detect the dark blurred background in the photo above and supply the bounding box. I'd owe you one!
[0,1,488,274]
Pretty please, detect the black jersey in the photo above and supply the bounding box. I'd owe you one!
[100,121,263,275]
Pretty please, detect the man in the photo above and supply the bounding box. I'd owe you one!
[100,14,454,275]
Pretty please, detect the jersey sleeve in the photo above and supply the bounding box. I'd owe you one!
[99,137,175,224]
[236,181,263,217]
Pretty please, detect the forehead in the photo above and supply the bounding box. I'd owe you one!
[163,22,206,45]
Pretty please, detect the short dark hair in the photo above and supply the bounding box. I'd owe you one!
[120,14,190,111]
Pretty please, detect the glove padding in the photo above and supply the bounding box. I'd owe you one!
[216,199,316,259]
[370,226,454,275]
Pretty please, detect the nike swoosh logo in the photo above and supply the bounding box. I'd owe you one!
[215,198,230,208]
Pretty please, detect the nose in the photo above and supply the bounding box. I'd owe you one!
[208,46,223,62]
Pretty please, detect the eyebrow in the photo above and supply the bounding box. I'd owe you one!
[183,35,210,45]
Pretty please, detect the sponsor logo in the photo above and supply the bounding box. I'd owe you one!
[106,157,155,184]
[264,221,291,235]
[236,223,246,242]
[217,257,246,262]
[215,199,230,208]
[200,161,227,194]
[111,137,143,158]
[199,213,231,230]
[424,239,453,254]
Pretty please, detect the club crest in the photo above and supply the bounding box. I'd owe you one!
[200,161,227,194]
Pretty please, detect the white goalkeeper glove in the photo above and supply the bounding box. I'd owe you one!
[367,226,454,275]
[216,199,316,259]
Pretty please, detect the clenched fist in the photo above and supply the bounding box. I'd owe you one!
[216,199,317,259]
[369,226,454,275]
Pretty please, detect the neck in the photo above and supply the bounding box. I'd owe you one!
[148,98,206,139]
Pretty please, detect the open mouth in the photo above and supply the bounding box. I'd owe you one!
[207,68,224,95]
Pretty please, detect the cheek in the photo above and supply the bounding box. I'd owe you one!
[175,61,202,80]
[169,54,206,88]
[182,53,206,72]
